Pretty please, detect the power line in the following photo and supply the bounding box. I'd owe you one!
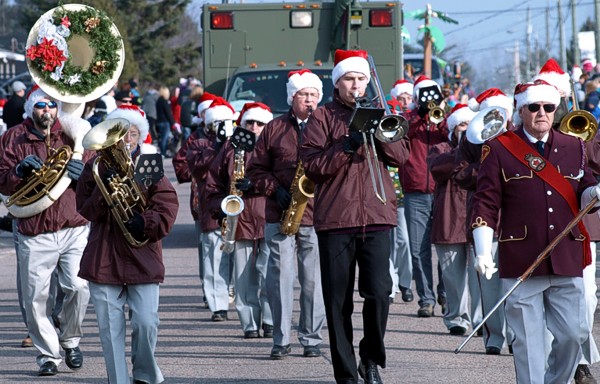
[444,0,532,36]
[447,0,594,16]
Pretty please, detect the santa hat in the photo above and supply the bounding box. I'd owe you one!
[286,69,323,106]
[236,102,273,127]
[447,103,476,140]
[512,80,561,126]
[204,97,235,126]
[24,84,62,119]
[197,92,218,117]
[533,58,571,97]
[106,104,150,145]
[412,75,441,101]
[468,88,514,117]
[332,49,371,85]
[390,79,414,99]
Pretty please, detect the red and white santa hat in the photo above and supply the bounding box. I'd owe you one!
[412,75,441,100]
[332,49,371,85]
[390,79,414,99]
[197,92,218,117]
[533,58,571,97]
[204,97,235,126]
[236,102,273,127]
[447,103,476,140]
[107,104,150,145]
[286,69,323,106]
[468,87,514,117]
[512,79,561,126]
[24,84,62,119]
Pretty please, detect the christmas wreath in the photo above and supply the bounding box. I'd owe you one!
[26,5,122,96]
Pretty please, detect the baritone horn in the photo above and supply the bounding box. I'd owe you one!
[558,80,598,142]
[82,118,149,247]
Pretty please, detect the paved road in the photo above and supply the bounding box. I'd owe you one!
[0,166,598,383]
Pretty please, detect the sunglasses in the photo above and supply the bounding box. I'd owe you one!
[246,120,265,127]
[34,101,58,109]
[527,103,556,113]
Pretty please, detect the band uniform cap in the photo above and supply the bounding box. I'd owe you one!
[332,49,371,85]
[286,69,323,106]
[447,103,477,139]
[390,79,414,99]
[204,97,235,126]
[468,87,514,117]
[106,104,149,144]
[412,75,440,100]
[236,102,273,127]
[533,58,571,97]
[197,92,218,116]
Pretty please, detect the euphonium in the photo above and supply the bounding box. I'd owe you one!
[280,161,315,236]
[221,150,245,253]
[82,118,149,247]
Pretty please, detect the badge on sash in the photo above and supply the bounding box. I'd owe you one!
[525,153,546,172]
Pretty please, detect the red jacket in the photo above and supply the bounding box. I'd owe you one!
[205,141,266,240]
[398,110,448,194]
[76,153,179,284]
[0,118,93,236]
[472,128,597,278]
[246,111,314,225]
[300,91,410,231]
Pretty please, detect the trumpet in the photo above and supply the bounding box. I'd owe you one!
[428,101,445,125]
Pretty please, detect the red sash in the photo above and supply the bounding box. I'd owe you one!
[496,131,591,267]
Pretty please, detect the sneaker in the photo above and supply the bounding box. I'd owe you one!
[400,287,414,302]
[270,344,291,360]
[437,295,447,314]
[211,310,228,321]
[262,324,274,338]
[449,326,467,336]
[244,330,260,339]
[417,303,434,317]
[21,335,33,348]
[228,286,235,304]
[574,364,597,384]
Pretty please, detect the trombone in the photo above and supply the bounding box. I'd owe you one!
[558,80,598,142]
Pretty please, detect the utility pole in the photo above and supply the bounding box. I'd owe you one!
[546,1,551,53]
[514,40,521,84]
[595,0,600,63]
[535,33,541,73]
[571,0,580,66]
[526,7,532,80]
[423,3,433,78]
[558,0,567,70]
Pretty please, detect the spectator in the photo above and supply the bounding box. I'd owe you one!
[142,85,159,143]
[156,86,176,157]
[3,81,27,129]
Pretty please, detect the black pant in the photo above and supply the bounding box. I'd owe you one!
[318,230,392,383]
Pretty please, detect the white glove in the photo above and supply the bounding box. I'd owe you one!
[472,225,497,280]
[583,183,600,208]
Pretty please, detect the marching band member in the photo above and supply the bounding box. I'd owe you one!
[172,91,218,309]
[400,75,449,318]
[187,97,235,322]
[0,85,92,376]
[471,80,600,383]
[76,104,178,384]
[457,87,516,355]
[534,57,600,384]
[247,69,326,359]
[388,79,414,113]
[205,102,274,339]
[427,103,475,336]
[300,49,410,384]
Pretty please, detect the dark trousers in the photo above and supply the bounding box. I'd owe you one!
[318,230,392,384]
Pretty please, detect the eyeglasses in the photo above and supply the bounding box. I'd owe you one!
[295,92,319,99]
[33,101,58,109]
[246,120,266,127]
[527,103,556,113]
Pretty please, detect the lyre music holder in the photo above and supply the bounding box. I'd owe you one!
[348,106,385,135]
[134,154,164,187]
[231,127,256,152]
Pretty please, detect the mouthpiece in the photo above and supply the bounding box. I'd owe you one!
[353,91,359,98]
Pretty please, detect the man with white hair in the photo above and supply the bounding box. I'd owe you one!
[0,85,93,376]
[247,69,326,360]
[471,79,600,383]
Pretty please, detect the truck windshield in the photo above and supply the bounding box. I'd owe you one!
[226,69,335,115]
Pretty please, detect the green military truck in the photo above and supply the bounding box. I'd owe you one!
[201,1,404,114]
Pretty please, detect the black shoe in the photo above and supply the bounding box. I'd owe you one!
[417,304,434,317]
[388,296,394,304]
[211,310,227,321]
[270,344,291,360]
[244,330,260,339]
[262,324,274,338]
[358,360,383,384]
[508,344,513,354]
[38,361,58,376]
[400,287,414,302]
[485,346,501,355]
[437,295,447,314]
[449,326,467,336]
[574,364,597,384]
[303,345,321,358]
[476,328,483,337]
[64,346,83,370]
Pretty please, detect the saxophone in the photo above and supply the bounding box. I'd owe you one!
[280,161,315,236]
[221,149,245,253]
